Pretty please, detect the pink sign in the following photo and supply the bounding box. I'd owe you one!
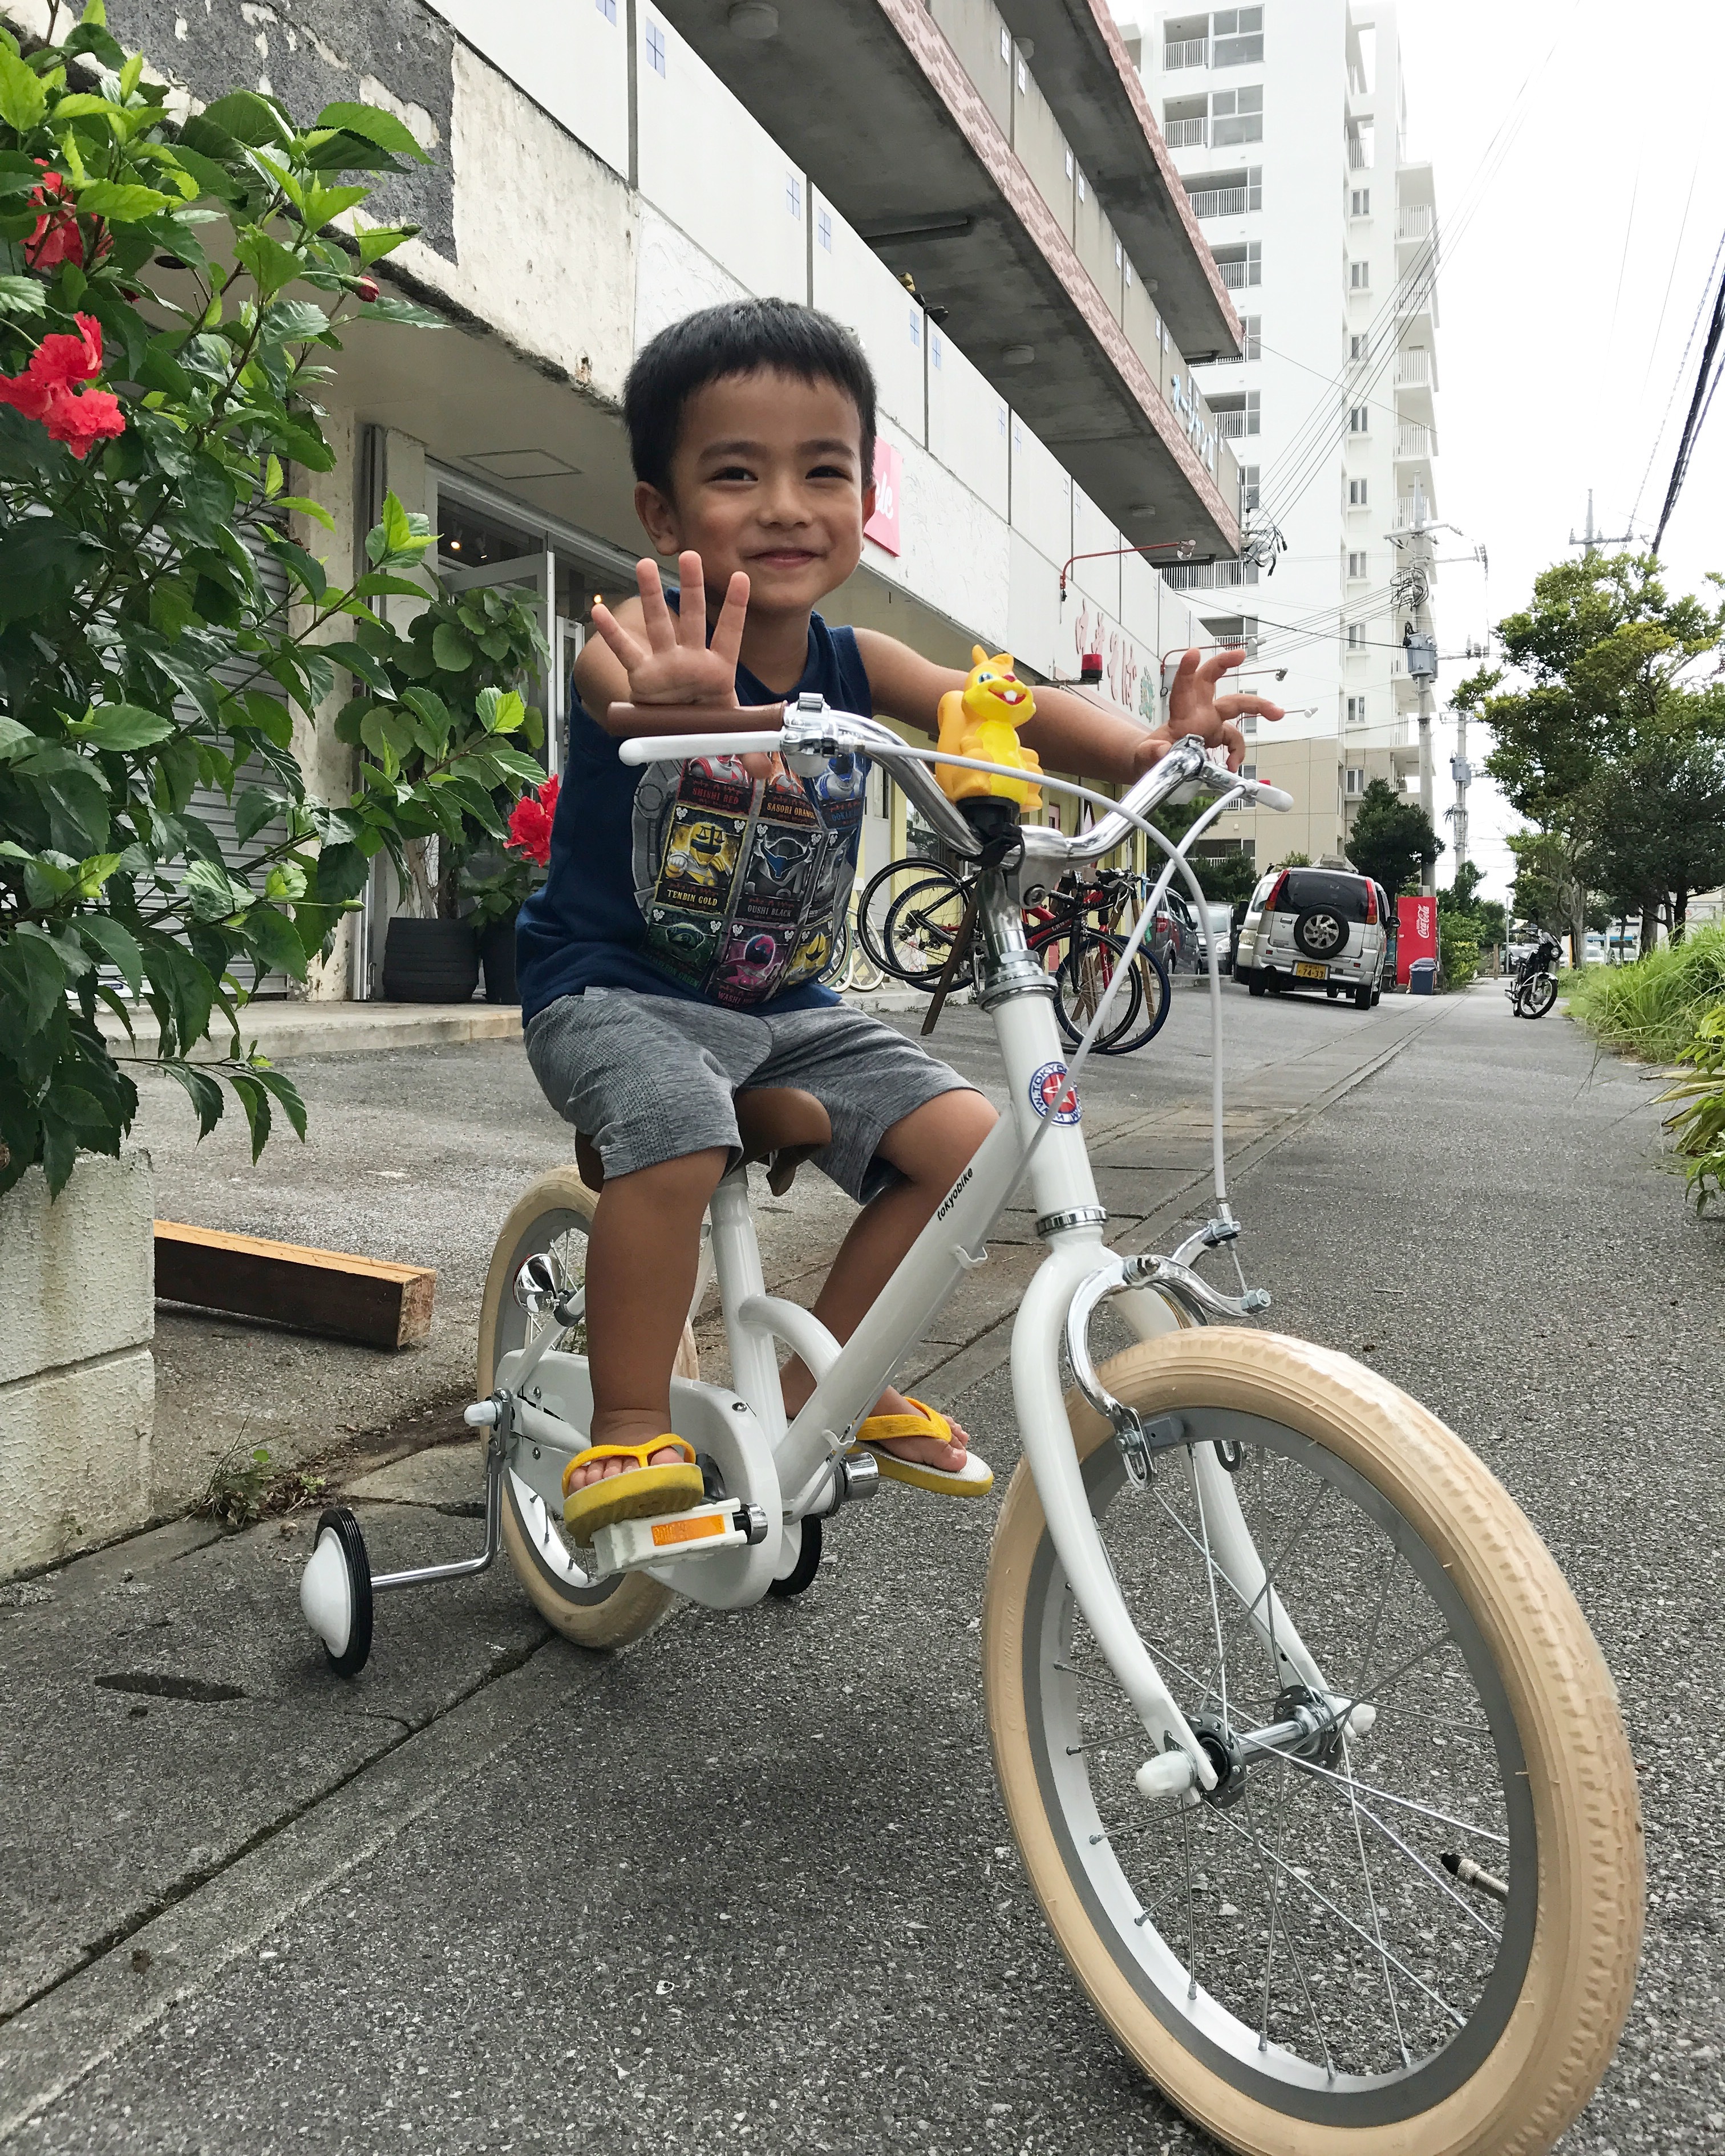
[1396,893,1438,985]
[864,440,902,556]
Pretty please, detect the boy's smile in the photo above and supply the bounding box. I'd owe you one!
[634,371,873,631]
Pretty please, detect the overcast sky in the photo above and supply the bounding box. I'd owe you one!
[1389,0,1725,900]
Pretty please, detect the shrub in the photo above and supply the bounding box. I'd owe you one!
[1658,1003,1725,1213]
[1563,923,1725,1062]
[0,11,547,1195]
[1438,921,1479,991]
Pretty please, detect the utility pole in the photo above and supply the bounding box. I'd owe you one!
[1400,483,1440,895]
[1566,488,1635,550]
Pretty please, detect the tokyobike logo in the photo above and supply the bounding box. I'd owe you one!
[1029,1061,1082,1124]
[936,1163,974,1223]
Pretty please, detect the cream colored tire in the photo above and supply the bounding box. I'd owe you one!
[477,1165,698,1652]
[983,1329,1642,2156]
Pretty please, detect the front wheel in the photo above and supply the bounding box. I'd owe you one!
[477,1166,696,1650]
[1521,973,1557,1019]
[983,1330,1641,2156]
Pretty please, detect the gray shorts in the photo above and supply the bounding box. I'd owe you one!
[524,988,977,1202]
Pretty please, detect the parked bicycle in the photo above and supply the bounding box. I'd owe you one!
[299,705,1641,2156]
[859,855,1172,1055]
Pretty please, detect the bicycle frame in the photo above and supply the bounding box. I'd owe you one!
[481,714,1329,1794]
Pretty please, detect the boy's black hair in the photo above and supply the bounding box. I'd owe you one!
[625,297,877,495]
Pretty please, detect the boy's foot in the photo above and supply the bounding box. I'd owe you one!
[861,1388,970,1473]
[851,1395,991,1497]
[564,1441,689,1492]
[561,1437,706,1541]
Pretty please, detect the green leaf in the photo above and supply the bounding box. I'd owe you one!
[233,785,284,845]
[264,530,327,601]
[355,224,415,266]
[165,143,242,201]
[0,42,48,131]
[358,292,445,330]
[274,492,335,533]
[0,274,46,317]
[2,925,67,1034]
[199,90,294,149]
[79,703,176,751]
[313,840,369,905]
[325,639,398,698]
[431,622,473,674]
[160,1057,225,1138]
[76,914,143,993]
[0,521,100,625]
[226,1069,273,1159]
[183,857,253,921]
[260,295,330,344]
[238,902,307,982]
[312,101,430,163]
[299,180,369,233]
[234,225,304,298]
[251,1062,307,1141]
[476,686,526,735]
[240,691,294,748]
[0,715,33,761]
[74,179,173,221]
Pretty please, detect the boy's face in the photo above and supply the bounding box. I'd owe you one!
[635,370,873,621]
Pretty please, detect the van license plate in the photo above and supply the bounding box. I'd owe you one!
[1294,962,1328,980]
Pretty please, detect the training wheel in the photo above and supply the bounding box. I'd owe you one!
[299,1505,374,1677]
[766,1513,823,1600]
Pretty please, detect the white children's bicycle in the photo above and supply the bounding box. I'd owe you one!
[298,707,1641,2156]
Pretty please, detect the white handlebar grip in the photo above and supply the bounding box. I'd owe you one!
[1258,784,1294,812]
[618,733,784,765]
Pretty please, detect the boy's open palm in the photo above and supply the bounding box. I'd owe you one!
[591,550,751,708]
[1139,646,1285,774]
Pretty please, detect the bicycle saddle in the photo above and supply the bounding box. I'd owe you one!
[574,1086,832,1198]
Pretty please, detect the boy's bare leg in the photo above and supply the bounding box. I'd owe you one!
[780,1089,999,1470]
[567,1146,730,1491]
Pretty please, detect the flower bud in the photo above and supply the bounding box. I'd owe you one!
[356,275,379,303]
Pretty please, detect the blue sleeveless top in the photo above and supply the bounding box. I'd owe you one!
[517,609,873,1024]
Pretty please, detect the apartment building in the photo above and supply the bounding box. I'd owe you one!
[1139,1,1440,870]
[17,0,1248,999]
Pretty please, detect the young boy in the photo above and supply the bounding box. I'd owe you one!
[516,298,1279,1535]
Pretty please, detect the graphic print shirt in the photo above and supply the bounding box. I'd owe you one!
[516,608,873,1024]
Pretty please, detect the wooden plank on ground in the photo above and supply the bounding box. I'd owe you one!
[153,1221,436,1350]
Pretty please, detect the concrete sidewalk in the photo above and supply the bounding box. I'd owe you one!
[5,986,1720,2155]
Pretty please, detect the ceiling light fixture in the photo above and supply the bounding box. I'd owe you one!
[728,1,779,39]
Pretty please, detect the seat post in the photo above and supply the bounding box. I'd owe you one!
[707,1172,785,1443]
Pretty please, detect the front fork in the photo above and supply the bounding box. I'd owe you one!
[1011,1236,1337,1797]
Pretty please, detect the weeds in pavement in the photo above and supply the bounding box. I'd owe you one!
[1564,925,1725,1062]
[200,1440,273,1530]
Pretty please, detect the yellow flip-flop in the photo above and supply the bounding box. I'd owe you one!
[561,1437,705,1540]
[849,1397,993,1497]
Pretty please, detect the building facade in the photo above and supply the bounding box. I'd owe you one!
[1138,0,1440,871]
[6,0,1253,1000]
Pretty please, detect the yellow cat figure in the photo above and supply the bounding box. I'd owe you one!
[935,647,1044,809]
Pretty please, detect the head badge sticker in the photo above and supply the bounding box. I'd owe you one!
[1029,1060,1081,1125]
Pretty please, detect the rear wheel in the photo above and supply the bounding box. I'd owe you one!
[1107,947,1175,1054]
[858,856,963,983]
[984,1331,1641,2155]
[1354,983,1373,1010]
[477,1166,696,1650]
[1246,970,1267,998]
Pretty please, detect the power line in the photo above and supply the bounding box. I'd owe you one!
[1651,241,1725,556]
[1630,224,1725,532]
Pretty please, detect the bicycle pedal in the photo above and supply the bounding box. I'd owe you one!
[590,1500,768,1576]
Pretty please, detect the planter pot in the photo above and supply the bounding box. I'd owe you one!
[479,913,520,1004]
[1,1151,154,1579]
[382,917,479,1003]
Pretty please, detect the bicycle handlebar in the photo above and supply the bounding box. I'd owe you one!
[614,699,1293,859]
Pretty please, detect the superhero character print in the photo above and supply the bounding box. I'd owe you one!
[633,749,868,1006]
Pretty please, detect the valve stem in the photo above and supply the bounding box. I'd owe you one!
[1441,1851,1509,1902]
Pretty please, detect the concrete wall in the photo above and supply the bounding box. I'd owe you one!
[0,1156,155,1579]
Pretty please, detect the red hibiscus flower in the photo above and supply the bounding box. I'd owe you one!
[22,167,106,271]
[0,314,125,457]
[506,774,560,867]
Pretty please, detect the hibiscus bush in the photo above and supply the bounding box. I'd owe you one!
[460,774,558,926]
[0,7,548,1197]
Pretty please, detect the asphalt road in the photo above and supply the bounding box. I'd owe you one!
[5,983,1722,2154]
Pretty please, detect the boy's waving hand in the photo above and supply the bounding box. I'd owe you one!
[1140,646,1285,774]
[589,549,751,711]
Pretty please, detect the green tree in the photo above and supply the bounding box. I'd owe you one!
[1344,778,1442,897]
[1456,550,1725,958]
[0,11,548,1194]
[1185,847,1260,907]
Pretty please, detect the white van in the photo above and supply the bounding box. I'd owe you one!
[1235,865,1389,1010]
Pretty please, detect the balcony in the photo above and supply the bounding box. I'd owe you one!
[1218,257,1255,289]
[653,0,1239,549]
[1164,37,1209,69]
[1165,116,1208,148]
[1398,204,1434,242]
[1396,422,1436,460]
[1188,183,1248,217]
[1395,347,1431,387]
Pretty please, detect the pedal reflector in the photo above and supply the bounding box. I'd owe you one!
[651,1513,727,1548]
